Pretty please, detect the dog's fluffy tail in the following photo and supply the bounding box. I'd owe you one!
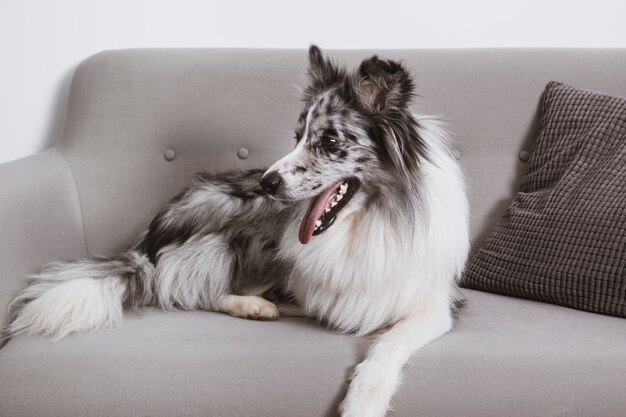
[5,251,155,342]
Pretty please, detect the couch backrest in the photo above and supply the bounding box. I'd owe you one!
[56,48,626,255]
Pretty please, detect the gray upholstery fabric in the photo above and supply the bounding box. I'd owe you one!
[56,49,626,255]
[3,49,626,416]
[2,289,626,417]
[463,82,626,317]
[0,149,86,328]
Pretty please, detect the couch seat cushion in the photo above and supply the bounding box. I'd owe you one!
[1,289,626,417]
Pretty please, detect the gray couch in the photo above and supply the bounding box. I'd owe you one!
[2,49,626,417]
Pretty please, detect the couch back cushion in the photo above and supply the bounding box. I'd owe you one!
[56,49,626,254]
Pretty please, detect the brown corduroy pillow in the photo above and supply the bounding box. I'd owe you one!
[462,81,626,317]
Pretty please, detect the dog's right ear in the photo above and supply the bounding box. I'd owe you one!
[304,45,344,99]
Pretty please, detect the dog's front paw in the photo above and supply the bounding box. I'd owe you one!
[339,399,380,417]
[339,391,388,417]
[339,362,393,417]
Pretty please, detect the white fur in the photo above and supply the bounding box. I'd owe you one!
[339,299,452,417]
[7,277,126,342]
[280,116,470,416]
[222,295,279,320]
[156,233,233,311]
[281,118,468,333]
[268,102,316,176]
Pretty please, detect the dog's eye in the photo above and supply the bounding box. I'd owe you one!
[321,136,337,148]
[319,127,339,150]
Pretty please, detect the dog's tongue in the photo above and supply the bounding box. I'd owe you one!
[298,182,341,244]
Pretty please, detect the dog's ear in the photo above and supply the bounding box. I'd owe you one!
[354,56,427,177]
[305,45,344,97]
[354,56,414,113]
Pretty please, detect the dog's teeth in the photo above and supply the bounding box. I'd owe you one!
[315,219,322,227]
[339,184,348,194]
[325,208,331,213]
[331,201,338,207]
[336,194,343,202]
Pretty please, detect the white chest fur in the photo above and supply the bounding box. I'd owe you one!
[279,140,470,336]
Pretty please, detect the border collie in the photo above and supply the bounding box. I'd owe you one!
[6,46,470,417]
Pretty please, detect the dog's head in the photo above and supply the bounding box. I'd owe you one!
[261,45,428,244]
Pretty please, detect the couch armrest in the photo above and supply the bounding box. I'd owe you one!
[0,148,86,330]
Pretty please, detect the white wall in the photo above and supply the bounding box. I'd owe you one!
[1,0,626,164]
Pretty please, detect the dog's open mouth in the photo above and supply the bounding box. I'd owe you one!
[298,178,360,244]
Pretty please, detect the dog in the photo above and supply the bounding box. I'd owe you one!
[6,46,470,417]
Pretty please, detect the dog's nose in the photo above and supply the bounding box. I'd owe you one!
[260,171,283,195]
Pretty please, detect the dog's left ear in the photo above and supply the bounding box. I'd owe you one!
[354,56,414,113]
[305,45,344,98]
